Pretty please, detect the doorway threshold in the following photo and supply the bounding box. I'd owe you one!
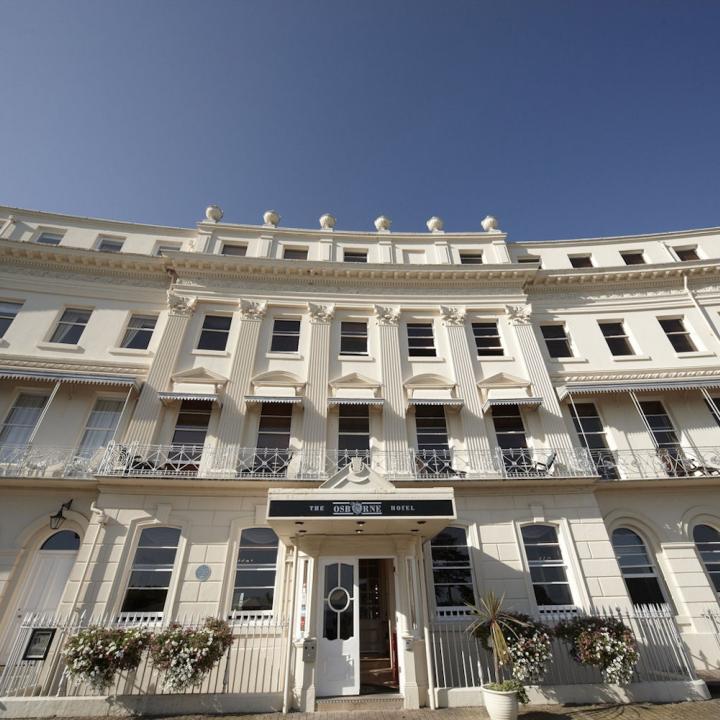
[315,694,404,712]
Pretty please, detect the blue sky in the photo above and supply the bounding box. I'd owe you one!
[1,1,719,241]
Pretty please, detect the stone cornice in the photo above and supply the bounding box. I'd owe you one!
[0,239,170,284]
[530,260,720,292]
[169,253,536,288]
[0,354,150,378]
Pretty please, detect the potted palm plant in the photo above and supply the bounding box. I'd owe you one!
[467,592,529,720]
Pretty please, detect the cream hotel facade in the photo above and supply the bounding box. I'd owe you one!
[0,203,719,715]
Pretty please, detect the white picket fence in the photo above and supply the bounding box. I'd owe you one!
[0,613,290,698]
[427,604,697,691]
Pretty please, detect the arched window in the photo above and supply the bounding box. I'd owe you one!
[120,527,181,617]
[693,524,720,594]
[40,530,80,551]
[521,524,573,608]
[429,526,475,615]
[612,528,666,605]
[232,528,279,615]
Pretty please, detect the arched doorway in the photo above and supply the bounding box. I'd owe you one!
[0,530,81,663]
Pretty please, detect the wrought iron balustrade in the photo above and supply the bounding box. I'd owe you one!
[0,444,104,479]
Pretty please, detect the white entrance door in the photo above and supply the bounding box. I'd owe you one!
[0,548,78,664]
[316,558,360,696]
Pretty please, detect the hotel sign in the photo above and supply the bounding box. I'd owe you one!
[268,499,454,518]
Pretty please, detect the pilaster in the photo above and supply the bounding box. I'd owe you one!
[441,307,492,468]
[303,303,334,475]
[506,304,573,450]
[375,306,411,471]
[214,300,267,461]
[123,291,197,446]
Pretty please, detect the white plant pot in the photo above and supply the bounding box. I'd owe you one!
[482,687,519,720]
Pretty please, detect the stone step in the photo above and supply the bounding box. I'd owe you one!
[315,693,404,712]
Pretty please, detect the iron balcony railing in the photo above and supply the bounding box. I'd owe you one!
[98,443,597,480]
[0,444,105,479]
[2,442,720,482]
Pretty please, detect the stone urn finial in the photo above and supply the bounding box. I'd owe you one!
[426,216,444,233]
[319,213,336,230]
[205,205,223,223]
[374,215,392,232]
[481,215,500,233]
[263,210,280,227]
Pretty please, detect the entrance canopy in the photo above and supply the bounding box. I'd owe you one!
[266,460,455,539]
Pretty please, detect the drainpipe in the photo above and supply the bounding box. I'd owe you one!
[68,502,107,620]
[281,543,299,714]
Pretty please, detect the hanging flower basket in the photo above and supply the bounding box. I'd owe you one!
[148,617,233,692]
[62,626,150,692]
[555,616,639,685]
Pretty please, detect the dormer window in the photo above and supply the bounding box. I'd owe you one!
[221,243,247,256]
[35,232,63,246]
[674,246,699,262]
[97,237,124,253]
[459,252,483,265]
[569,254,593,268]
[343,250,367,263]
[283,247,308,260]
[621,251,646,265]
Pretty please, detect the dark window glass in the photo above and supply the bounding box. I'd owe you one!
[121,314,157,349]
[344,251,367,263]
[694,525,720,594]
[97,238,124,253]
[569,402,618,480]
[283,248,308,260]
[41,530,80,550]
[541,325,572,358]
[221,244,247,256]
[473,322,504,356]
[121,527,181,615]
[257,403,292,449]
[232,527,279,613]
[197,314,231,351]
[323,562,355,640]
[50,308,91,344]
[675,247,699,262]
[612,528,666,605]
[521,525,573,607]
[430,527,474,610]
[599,321,634,356]
[621,251,646,265]
[658,318,696,353]
[0,301,22,338]
[270,319,301,352]
[518,256,541,267]
[36,232,62,245]
[0,394,48,448]
[407,322,435,357]
[338,405,370,452]
[569,255,593,268]
[638,401,680,450]
[340,321,368,355]
[171,400,212,446]
[415,405,449,452]
[459,252,483,265]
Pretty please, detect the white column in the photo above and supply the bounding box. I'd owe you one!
[124,291,197,446]
[214,300,267,466]
[506,304,573,450]
[303,303,334,476]
[375,306,411,473]
[441,306,492,472]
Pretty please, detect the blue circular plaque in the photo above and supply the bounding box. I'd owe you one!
[195,564,211,582]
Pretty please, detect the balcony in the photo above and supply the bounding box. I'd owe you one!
[2,443,718,483]
[0,445,103,480]
[98,444,598,481]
